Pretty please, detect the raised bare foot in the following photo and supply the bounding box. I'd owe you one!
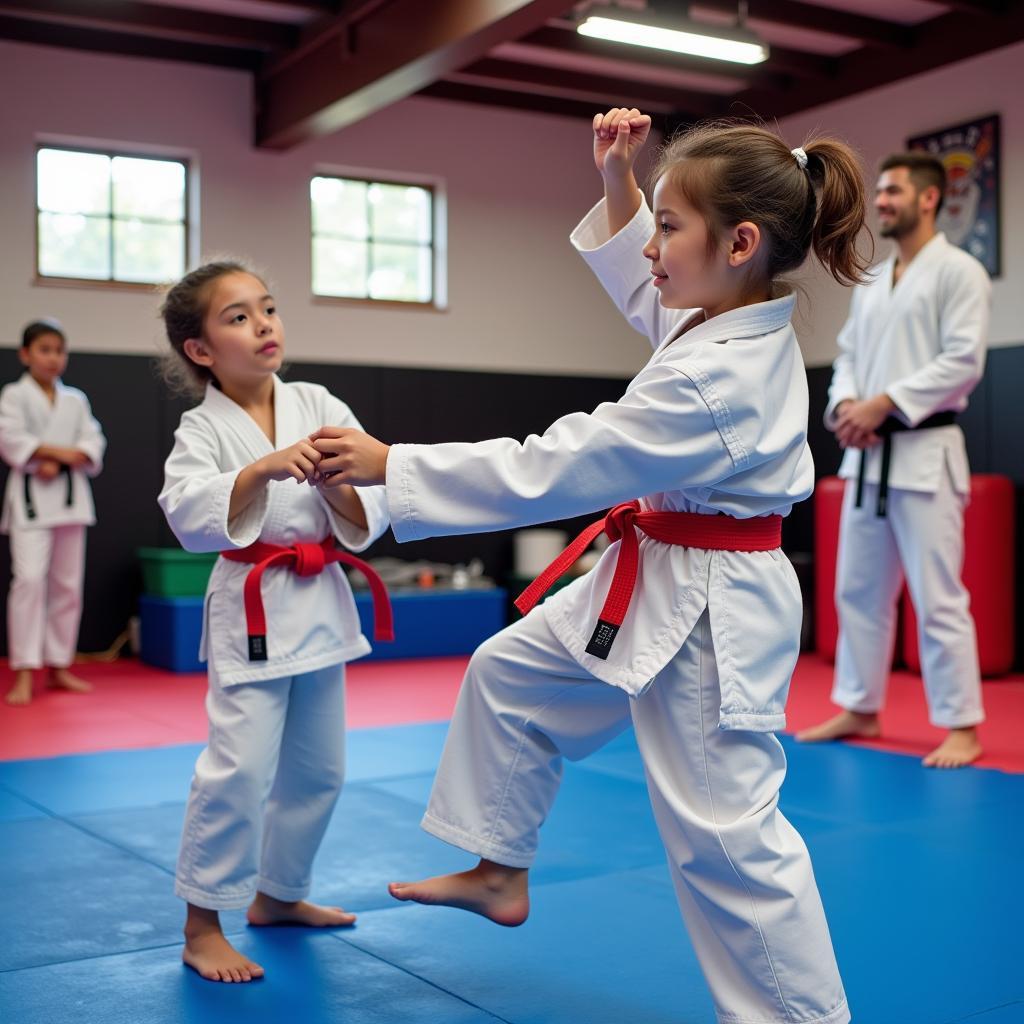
[923,727,982,769]
[46,667,92,693]
[796,710,881,743]
[246,892,356,928]
[388,859,530,927]
[183,907,264,983]
[4,670,33,706]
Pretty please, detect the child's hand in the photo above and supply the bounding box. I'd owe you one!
[34,458,61,481]
[256,441,322,483]
[593,108,652,182]
[309,426,389,487]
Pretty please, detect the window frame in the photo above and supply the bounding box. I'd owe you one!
[34,142,192,291]
[310,169,446,311]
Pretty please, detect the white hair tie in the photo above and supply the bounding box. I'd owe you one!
[791,147,809,170]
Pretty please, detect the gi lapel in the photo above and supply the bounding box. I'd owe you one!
[203,380,277,462]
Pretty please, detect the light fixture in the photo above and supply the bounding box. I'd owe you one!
[577,5,769,66]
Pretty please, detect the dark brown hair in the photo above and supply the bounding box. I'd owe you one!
[158,260,264,397]
[652,120,872,286]
[21,318,66,349]
[879,151,946,214]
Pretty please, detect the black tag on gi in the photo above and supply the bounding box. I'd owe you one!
[585,619,620,660]
[248,635,268,661]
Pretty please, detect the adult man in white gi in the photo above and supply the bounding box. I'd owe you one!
[797,152,990,767]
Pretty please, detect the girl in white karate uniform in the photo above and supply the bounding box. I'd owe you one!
[157,262,390,983]
[318,111,868,1024]
[0,320,106,706]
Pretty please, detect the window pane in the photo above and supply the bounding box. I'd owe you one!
[113,219,185,283]
[369,183,432,243]
[37,149,110,215]
[313,237,368,298]
[311,177,368,239]
[369,242,432,302]
[38,212,111,279]
[113,157,185,221]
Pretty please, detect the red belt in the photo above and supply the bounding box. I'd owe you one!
[221,537,394,662]
[515,501,783,660]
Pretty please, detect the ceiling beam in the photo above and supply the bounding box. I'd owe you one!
[722,3,1024,120]
[0,0,297,50]
[256,0,576,149]
[694,0,913,48]
[456,57,722,116]
[0,12,262,68]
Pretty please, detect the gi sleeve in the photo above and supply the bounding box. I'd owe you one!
[158,413,269,552]
[0,385,40,470]
[316,393,389,552]
[386,363,740,542]
[824,291,861,428]
[571,198,693,350]
[886,259,990,426]
[73,393,107,478]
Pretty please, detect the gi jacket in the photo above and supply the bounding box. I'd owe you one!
[0,374,106,533]
[159,377,389,685]
[826,232,990,494]
[385,200,813,731]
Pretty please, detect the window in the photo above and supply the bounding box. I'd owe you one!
[311,175,436,304]
[36,146,188,285]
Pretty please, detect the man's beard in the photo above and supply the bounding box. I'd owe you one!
[879,205,920,239]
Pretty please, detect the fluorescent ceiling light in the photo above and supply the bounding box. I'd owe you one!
[578,12,769,65]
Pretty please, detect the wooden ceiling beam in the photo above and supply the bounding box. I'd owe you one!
[723,3,1024,120]
[457,57,723,116]
[255,0,576,150]
[0,0,297,50]
[695,0,913,48]
[0,12,261,68]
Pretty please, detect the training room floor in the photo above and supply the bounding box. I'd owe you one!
[1,655,1022,1024]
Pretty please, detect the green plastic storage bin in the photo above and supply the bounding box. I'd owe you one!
[138,547,218,597]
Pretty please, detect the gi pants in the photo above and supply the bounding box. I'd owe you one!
[175,663,346,910]
[7,523,85,670]
[833,475,984,729]
[423,608,849,1024]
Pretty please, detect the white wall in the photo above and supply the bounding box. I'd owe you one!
[0,39,655,377]
[780,40,1024,367]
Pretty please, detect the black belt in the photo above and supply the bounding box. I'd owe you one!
[855,411,957,518]
[23,464,74,521]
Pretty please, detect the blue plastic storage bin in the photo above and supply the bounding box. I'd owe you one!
[139,594,206,672]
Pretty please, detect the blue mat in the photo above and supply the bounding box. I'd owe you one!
[1,723,1022,1024]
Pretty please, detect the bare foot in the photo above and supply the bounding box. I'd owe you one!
[4,670,33,706]
[923,727,982,769]
[46,667,92,693]
[796,710,881,743]
[246,892,356,928]
[388,859,530,927]
[183,905,264,983]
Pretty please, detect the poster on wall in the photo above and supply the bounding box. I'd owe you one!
[907,113,1000,277]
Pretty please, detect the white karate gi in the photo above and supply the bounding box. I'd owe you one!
[159,376,388,908]
[0,374,105,669]
[384,200,849,1024]
[825,233,989,728]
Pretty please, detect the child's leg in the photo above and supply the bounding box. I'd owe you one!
[43,525,90,692]
[390,610,631,923]
[5,526,50,704]
[800,480,902,742]
[177,671,289,981]
[633,610,849,1024]
[248,663,354,927]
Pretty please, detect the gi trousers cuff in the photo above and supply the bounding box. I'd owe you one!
[175,878,255,911]
[717,995,850,1024]
[421,811,535,869]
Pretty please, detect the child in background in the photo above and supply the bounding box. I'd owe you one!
[312,109,870,1024]
[0,319,106,706]
[158,262,391,982]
